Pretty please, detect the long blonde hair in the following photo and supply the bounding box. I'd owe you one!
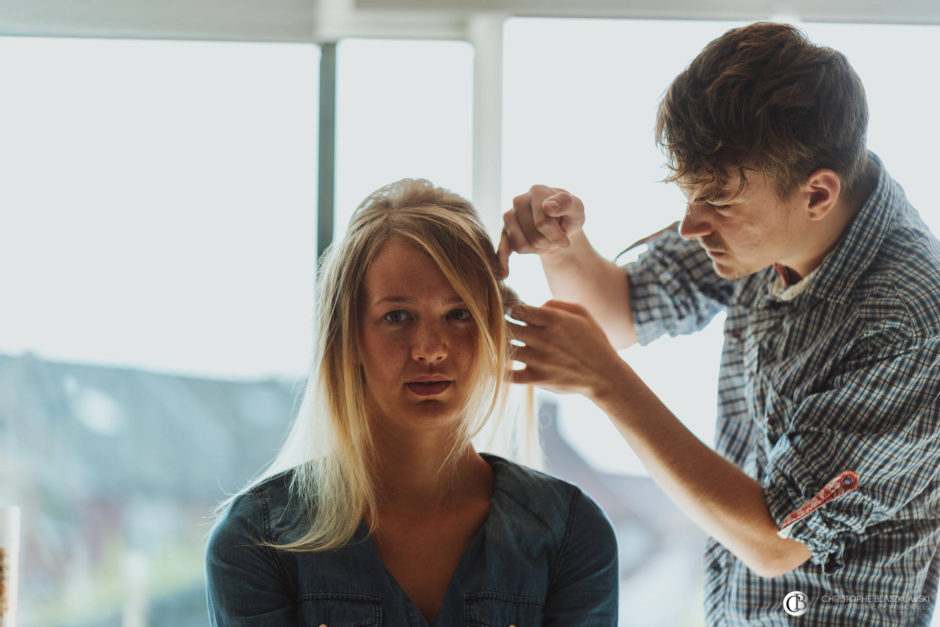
[251,178,537,551]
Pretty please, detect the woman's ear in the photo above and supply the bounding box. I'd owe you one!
[803,168,841,221]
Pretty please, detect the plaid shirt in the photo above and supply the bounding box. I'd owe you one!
[625,154,940,626]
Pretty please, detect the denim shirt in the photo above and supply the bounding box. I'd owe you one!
[206,453,619,626]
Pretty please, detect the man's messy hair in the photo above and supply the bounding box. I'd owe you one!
[656,22,869,200]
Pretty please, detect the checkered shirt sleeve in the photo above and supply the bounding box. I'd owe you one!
[624,227,735,345]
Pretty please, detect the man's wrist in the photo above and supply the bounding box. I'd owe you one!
[587,355,633,412]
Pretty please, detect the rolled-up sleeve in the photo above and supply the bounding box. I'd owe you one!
[624,228,735,345]
[761,336,940,573]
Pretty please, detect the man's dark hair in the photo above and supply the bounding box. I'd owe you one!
[655,22,869,200]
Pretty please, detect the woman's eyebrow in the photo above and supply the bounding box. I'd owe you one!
[373,296,411,306]
[372,295,465,306]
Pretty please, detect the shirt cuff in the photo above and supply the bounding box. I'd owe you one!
[763,480,850,573]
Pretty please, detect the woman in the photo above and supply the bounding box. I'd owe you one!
[206,179,618,626]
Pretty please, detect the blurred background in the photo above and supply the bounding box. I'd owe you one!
[2,6,940,626]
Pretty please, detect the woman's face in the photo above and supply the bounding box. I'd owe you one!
[358,237,479,435]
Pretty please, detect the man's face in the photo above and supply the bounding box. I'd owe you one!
[678,169,809,280]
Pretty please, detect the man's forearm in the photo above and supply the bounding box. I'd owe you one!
[539,231,637,349]
[591,359,812,577]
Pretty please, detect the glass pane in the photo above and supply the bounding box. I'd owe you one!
[0,37,319,380]
[333,38,473,240]
[0,36,318,626]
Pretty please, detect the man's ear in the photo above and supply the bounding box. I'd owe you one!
[803,169,841,221]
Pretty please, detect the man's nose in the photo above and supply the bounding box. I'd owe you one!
[411,321,448,363]
[679,202,714,240]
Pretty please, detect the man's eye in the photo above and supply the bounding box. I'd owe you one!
[448,309,472,321]
[384,311,410,323]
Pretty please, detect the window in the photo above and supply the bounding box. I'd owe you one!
[333,38,473,240]
[0,36,318,626]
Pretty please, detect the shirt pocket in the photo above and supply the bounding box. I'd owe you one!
[297,592,382,627]
[464,591,544,627]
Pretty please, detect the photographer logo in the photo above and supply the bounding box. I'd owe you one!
[784,591,809,616]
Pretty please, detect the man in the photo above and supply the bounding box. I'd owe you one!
[498,22,940,625]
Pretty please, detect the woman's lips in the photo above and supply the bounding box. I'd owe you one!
[406,381,451,396]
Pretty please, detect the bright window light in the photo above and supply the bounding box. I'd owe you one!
[0,37,319,380]
[333,38,473,239]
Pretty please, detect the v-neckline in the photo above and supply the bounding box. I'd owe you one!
[362,454,502,626]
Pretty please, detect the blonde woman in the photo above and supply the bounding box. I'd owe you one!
[205,179,618,626]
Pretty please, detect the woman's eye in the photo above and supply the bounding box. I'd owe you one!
[383,311,410,323]
[448,308,472,321]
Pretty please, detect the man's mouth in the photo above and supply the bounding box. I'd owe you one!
[701,240,727,257]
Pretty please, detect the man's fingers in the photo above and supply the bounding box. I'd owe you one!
[508,320,534,342]
[510,366,543,385]
[511,195,552,251]
[502,209,537,255]
[511,301,588,327]
[542,299,588,316]
[510,342,539,363]
[502,186,586,257]
[508,303,555,328]
[511,192,569,251]
[542,197,563,216]
[509,344,550,385]
[496,229,512,279]
[528,195,571,248]
[543,191,586,235]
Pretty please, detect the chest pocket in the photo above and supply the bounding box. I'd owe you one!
[298,592,382,627]
[464,591,544,627]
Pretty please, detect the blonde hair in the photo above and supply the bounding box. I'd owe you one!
[249,178,537,551]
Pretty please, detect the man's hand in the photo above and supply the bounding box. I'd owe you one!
[508,300,626,397]
[497,186,586,279]
[511,298,811,578]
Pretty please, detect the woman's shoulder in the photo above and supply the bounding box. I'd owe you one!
[210,469,306,546]
[482,453,612,534]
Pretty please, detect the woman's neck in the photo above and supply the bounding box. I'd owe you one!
[369,433,492,514]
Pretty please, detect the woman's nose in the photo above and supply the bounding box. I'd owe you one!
[411,322,448,363]
[679,202,713,240]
